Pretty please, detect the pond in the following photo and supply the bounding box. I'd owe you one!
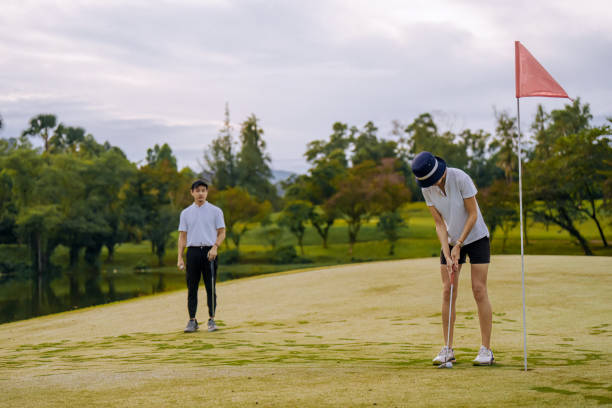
[0,266,232,324]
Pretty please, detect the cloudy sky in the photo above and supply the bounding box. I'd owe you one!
[1,0,611,173]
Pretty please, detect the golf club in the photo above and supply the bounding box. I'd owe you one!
[438,266,456,369]
[210,259,216,318]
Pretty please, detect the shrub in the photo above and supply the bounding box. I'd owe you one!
[219,248,240,265]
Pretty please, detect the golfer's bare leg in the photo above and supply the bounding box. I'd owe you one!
[471,263,492,349]
[441,264,461,347]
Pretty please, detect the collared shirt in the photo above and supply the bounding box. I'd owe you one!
[178,201,225,247]
[421,168,489,246]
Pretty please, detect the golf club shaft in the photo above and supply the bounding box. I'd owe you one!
[446,282,453,360]
[210,260,216,317]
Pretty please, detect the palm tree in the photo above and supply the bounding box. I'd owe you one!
[22,114,57,152]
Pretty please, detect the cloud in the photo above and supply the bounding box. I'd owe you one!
[1,0,611,174]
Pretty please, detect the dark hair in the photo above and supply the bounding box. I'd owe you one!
[191,180,209,190]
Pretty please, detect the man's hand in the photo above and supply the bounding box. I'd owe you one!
[177,257,185,270]
[207,245,218,261]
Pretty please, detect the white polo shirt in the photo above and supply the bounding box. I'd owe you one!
[178,202,226,247]
[422,168,489,246]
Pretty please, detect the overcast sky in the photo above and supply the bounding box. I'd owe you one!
[1,0,611,173]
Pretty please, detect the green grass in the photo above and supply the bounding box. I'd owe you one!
[0,256,610,407]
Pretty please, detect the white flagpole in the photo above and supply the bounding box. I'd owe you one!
[516,97,528,372]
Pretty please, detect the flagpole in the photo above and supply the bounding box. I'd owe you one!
[516,97,528,372]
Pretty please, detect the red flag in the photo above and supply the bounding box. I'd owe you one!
[515,41,571,99]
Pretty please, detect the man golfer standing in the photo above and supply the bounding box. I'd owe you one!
[178,180,226,333]
[411,151,494,365]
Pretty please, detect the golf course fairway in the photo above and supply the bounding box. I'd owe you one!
[1,255,610,407]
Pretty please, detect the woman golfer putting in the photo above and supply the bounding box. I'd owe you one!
[411,151,494,366]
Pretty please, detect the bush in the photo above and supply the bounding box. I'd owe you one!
[0,260,33,282]
[219,248,240,265]
[270,245,298,264]
[270,245,312,264]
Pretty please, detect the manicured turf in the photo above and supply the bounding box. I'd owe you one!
[1,255,610,407]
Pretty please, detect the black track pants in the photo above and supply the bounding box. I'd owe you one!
[186,246,218,319]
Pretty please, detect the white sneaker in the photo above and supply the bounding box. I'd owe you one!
[433,346,456,364]
[473,345,494,365]
[207,318,218,332]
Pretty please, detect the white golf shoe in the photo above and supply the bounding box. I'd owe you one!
[473,345,495,365]
[433,346,456,365]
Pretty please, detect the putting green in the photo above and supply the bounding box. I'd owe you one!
[0,255,610,407]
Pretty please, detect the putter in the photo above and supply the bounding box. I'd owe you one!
[210,260,216,319]
[438,266,456,369]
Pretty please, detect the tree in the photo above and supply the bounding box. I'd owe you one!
[305,122,353,167]
[49,125,86,154]
[549,98,592,137]
[479,180,519,251]
[214,187,271,255]
[22,114,57,153]
[141,145,181,265]
[526,154,593,255]
[0,172,18,243]
[15,205,62,279]
[554,127,611,247]
[86,149,136,261]
[531,104,553,159]
[351,121,397,166]
[326,161,378,255]
[205,103,238,190]
[372,159,412,255]
[459,129,500,189]
[279,200,312,256]
[283,151,346,248]
[146,143,177,169]
[236,115,277,203]
[492,111,518,184]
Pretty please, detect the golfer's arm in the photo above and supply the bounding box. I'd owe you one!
[178,231,187,259]
[429,206,451,259]
[457,196,478,244]
[213,228,226,248]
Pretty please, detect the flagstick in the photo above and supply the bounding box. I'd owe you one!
[516,97,528,372]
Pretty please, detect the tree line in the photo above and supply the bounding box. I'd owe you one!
[1,99,610,283]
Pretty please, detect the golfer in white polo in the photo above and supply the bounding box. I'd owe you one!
[411,151,494,365]
[178,180,226,333]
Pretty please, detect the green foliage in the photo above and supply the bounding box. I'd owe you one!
[279,200,312,255]
[205,103,238,190]
[21,114,57,152]
[214,186,271,254]
[492,110,518,184]
[351,121,397,166]
[257,224,284,249]
[236,114,278,204]
[525,100,609,255]
[146,143,177,170]
[269,245,311,264]
[377,211,406,255]
[219,248,240,265]
[479,180,519,250]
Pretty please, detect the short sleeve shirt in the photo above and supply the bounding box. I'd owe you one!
[178,202,226,247]
[421,168,489,245]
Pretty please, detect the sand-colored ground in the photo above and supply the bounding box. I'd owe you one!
[1,255,610,407]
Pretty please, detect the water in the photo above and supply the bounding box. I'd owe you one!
[0,267,188,324]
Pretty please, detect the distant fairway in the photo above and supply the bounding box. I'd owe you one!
[0,255,610,407]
